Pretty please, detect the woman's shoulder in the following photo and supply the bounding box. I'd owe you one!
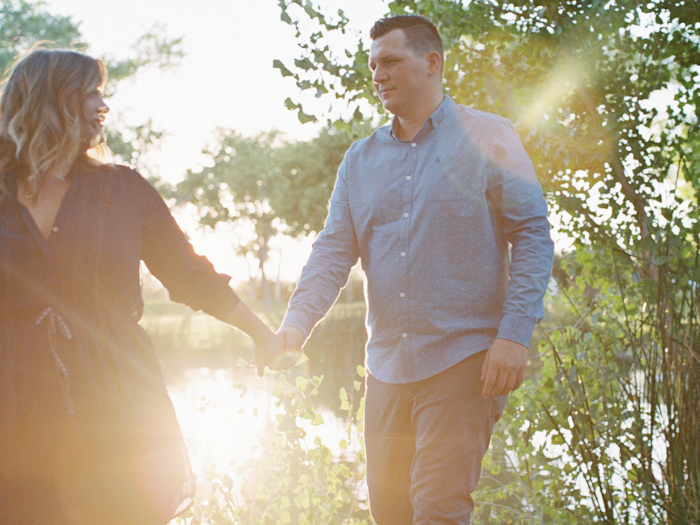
[73,161,162,210]
[109,163,150,187]
[77,160,149,188]
[89,161,141,178]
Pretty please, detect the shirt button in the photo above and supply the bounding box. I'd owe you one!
[402,333,408,339]
[401,252,406,258]
[52,226,59,233]
[406,175,412,180]
[400,292,406,298]
[403,212,409,218]
[411,143,417,148]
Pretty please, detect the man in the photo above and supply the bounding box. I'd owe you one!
[278,15,554,525]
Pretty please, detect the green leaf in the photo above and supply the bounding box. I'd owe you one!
[296,108,317,124]
[272,59,294,77]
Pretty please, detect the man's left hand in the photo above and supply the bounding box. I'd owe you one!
[480,338,528,398]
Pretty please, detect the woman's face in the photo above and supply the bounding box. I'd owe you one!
[70,86,109,150]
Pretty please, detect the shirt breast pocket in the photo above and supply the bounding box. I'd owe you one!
[426,156,485,211]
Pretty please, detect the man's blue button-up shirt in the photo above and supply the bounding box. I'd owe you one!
[282,96,554,383]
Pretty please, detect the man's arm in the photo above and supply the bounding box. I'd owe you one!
[279,154,360,351]
[482,118,555,397]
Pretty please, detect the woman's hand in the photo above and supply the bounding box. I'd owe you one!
[252,331,286,376]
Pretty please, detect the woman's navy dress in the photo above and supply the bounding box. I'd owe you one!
[0,161,240,524]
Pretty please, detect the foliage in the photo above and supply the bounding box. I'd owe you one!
[474,236,700,524]
[100,22,184,94]
[173,125,355,307]
[273,0,375,126]
[275,0,700,238]
[174,130,286,309]
[105,119,166,181]
[101,22,183,176]
[177,370,374,525]
[0,0,183,178]
[302,301,366,410]
[0,0,84,74]
[101,23,182,176]
[272,125,356,236]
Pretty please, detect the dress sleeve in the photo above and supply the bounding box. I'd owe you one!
[136,172,241,320]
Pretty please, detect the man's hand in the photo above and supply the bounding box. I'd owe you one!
[277,326,304,352]
[268,326,305,371]
[480,338,529,397]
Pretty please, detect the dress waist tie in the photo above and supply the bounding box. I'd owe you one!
[36,307,76,416]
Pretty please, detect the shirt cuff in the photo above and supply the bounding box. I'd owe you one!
[280,310,313,344]
[496,313,537,348]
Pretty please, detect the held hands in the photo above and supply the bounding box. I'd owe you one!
[252,330,286,377]
[275,326,305,366]
[222,301,301,376]
[480,338,529,398]
[252,327,304,376]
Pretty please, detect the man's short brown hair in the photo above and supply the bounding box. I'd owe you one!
[370,15,444,69]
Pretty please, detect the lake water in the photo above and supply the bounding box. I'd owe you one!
[167,367,361,485]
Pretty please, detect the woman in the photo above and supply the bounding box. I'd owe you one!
[0,48,283,525]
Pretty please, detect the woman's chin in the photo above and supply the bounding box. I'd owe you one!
[83,130,106,151]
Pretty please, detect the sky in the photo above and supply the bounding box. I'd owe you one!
[43,0,388,284]
[46,0,387,181]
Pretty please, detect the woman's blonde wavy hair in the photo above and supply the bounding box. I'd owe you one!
[0,48,111,199]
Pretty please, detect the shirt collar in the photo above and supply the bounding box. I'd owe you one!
[389,95,455,141]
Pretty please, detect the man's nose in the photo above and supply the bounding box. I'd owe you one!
[373,66,387,83]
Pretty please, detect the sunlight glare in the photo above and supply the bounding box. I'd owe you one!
[519,59,582,129]
[167,367,362,495]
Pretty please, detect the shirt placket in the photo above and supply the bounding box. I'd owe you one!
[398,139,420,355]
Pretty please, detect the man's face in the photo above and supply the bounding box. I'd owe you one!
[368,28,433,118]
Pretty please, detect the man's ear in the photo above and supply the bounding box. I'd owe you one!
[426,50,442,76]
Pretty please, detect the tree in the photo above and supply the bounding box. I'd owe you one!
[173,124,357,308]
[0,0,83,73]
[168,123,374,322]
[175,130,286,310]
[272,124,356,236]
[101,22,183,178]
[275,0,699,242]
[274,1,700,522]
[0,0,184,178]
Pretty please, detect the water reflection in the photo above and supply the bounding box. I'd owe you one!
[167,368,273,476]
[167,367,360,483]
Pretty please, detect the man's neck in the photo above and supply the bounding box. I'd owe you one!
[394,93,444,141]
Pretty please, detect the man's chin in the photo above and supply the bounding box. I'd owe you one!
[381,101,397,115]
